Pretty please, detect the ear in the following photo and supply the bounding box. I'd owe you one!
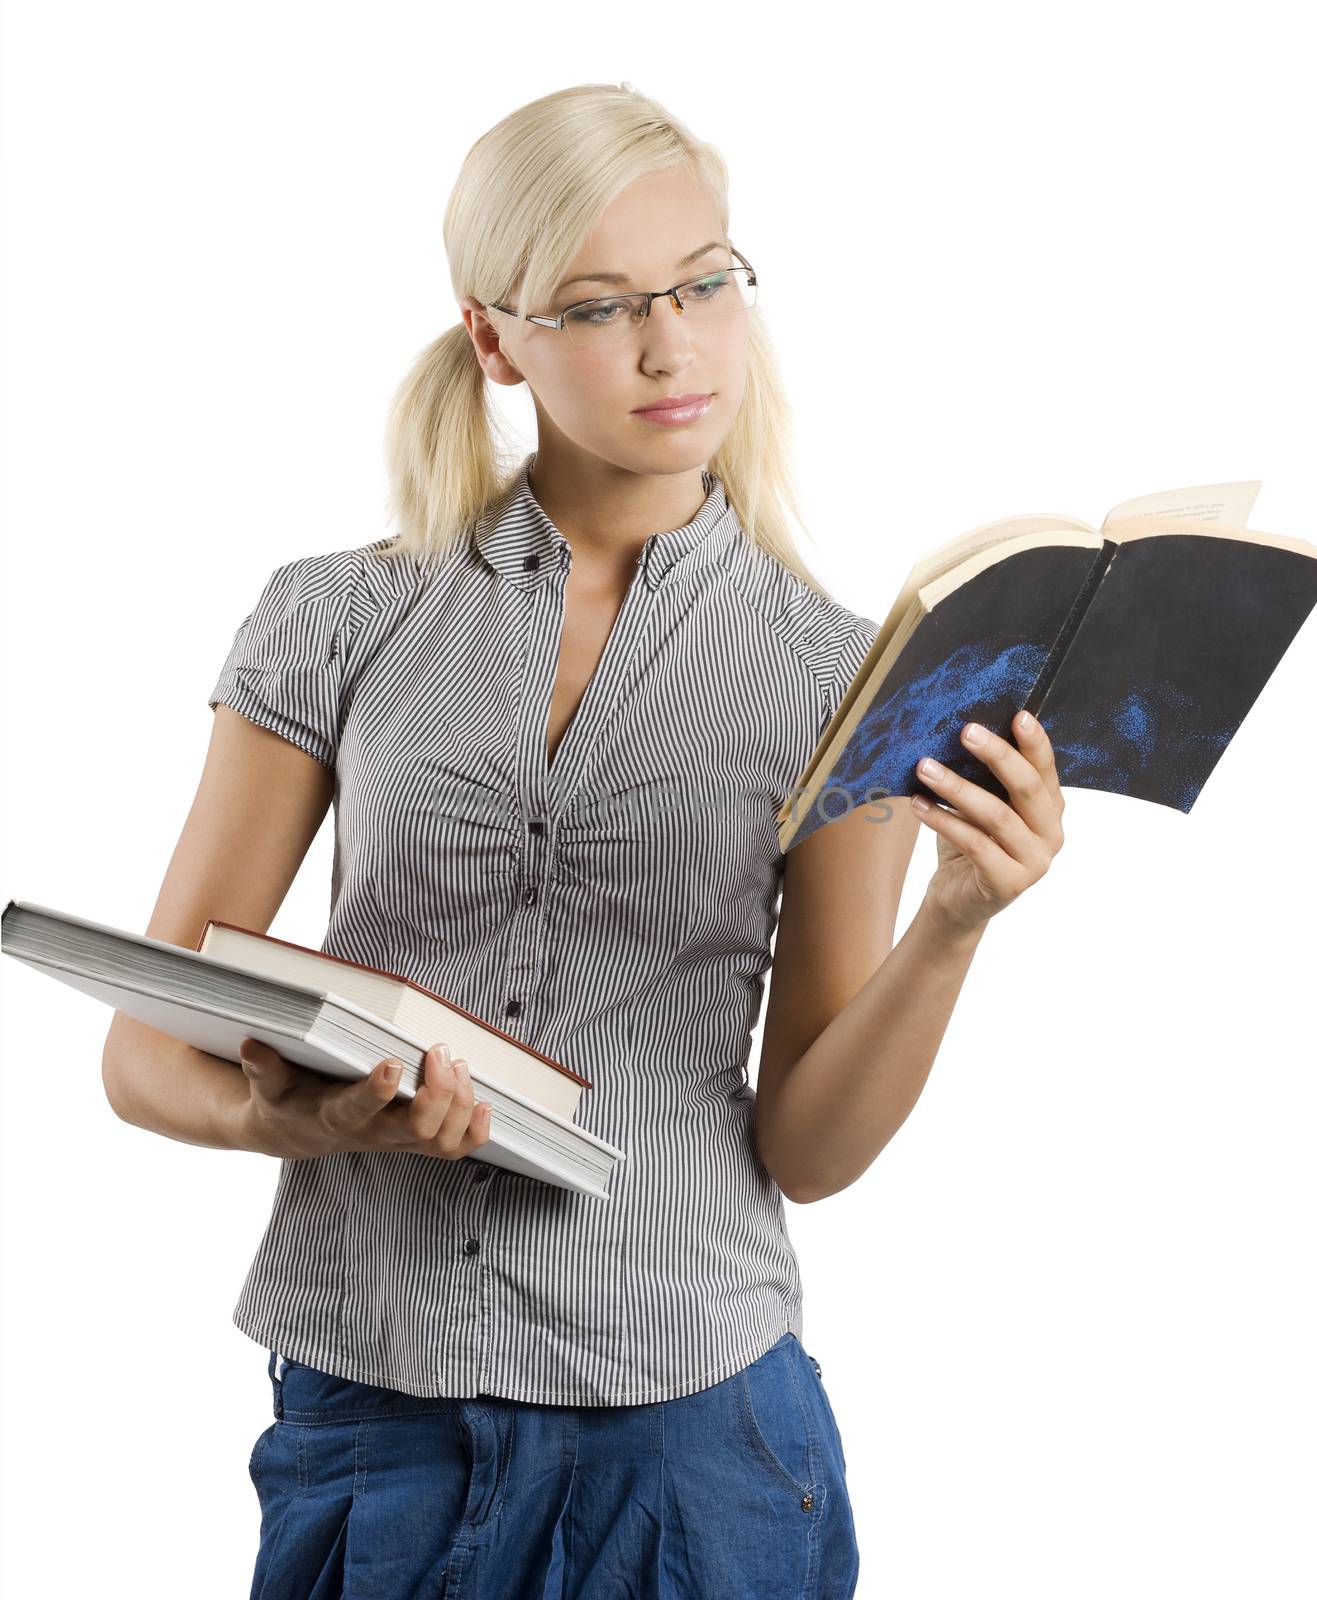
[459,298,524,387]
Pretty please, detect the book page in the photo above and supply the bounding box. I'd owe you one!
[906,512,1098,594]
[1101,480,1262,531]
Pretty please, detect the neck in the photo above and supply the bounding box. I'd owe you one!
[526,453,710,574]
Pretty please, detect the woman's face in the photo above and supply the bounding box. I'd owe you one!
[467,170,749,478]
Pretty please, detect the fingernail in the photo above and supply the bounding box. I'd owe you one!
[457,1057,469,1081]
[963,722,986,745]
[1018,710,1034,731]
[384,1062,402,1083]
[920,758,945,779]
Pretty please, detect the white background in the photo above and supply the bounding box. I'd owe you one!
[3,3,1314,1596]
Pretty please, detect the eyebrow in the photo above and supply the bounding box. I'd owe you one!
[556,241,729,294]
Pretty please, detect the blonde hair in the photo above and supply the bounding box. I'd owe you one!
[379,81,833,599]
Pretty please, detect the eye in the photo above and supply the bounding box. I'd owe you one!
[683,273,730,300]
[567,298,636,327]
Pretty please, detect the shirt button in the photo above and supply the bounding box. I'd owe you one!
[462,1237,480,1256]
[522,553,540,572]
[528,818,545,836]
[472,1164,493,1183]
[505,999,522,1017]
[800,1492,815,1512]
[523,886,537,906]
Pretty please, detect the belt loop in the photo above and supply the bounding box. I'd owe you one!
[270,1348,285,1419]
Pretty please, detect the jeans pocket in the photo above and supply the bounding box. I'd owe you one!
[248,1421,274,1491]
[734,1338,818,1502]
[800,1345,849,1478]
[276,1355,458,1426]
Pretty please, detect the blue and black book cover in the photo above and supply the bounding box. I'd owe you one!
[780,517,1317,852]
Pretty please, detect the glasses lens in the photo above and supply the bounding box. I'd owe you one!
[678,267,758,316]
[563,295,647,346]
[563,269,757,346]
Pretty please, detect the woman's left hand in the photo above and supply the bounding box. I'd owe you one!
[911,709,1065,937]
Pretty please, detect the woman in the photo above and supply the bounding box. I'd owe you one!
[102,82,1064,1599]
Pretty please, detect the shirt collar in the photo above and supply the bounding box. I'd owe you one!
[474,453,734,594]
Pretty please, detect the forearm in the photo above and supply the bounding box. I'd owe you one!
[102,1013,258,1152]
[757,897,986,1203]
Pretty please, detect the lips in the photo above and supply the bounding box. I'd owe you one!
[633,393,711,413]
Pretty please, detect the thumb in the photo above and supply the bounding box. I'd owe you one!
[240,1038,289,1088]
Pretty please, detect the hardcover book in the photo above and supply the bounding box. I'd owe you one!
[0,899,623,1199]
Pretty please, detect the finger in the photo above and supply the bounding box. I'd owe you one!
[320,1055,407,1137]
[955,720,1062,846]
[1011,709,1066,823]
[955,721,1062,843]
[424,1050,481,1157]
[451,1062,496,1152]
[433,1075,494,1159]
[407,1044,462,1143]
[448,1101,494,1159]
[916,753,1048,872]
[416,1047,490,1158]
[911,797,1032,898]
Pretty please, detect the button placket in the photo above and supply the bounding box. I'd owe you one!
[531,547,655,825]
[494,472,719,1034]
[501,809,551,1024]
[501,566,558,1026]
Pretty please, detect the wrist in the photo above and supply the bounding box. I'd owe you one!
[220,1084,273,1156]
[916,894,990,954]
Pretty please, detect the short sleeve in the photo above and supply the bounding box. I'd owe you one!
[817,612,881,736]
[207,549,369,768]
[833,613,880,703]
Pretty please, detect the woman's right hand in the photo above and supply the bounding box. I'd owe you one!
[235,1038,494,1161]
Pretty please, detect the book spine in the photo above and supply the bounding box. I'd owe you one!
[1023,540,1118,717]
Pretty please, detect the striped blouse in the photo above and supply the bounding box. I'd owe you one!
[208,452,878,1405]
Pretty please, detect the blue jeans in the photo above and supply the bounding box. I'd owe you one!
[246,1330,860,1598]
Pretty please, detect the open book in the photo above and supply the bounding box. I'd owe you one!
[780,480,1317,852]
[0,900,623,1200]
